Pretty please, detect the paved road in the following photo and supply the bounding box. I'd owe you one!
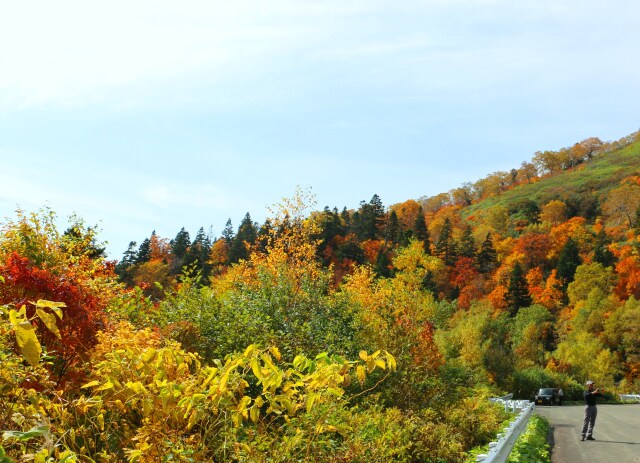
[536,404,640,463]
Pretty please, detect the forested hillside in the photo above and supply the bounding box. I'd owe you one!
[2,129,640,462]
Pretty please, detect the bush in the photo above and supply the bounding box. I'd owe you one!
[510,367,583,401]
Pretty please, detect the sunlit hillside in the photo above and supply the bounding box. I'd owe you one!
[2,130,640,462]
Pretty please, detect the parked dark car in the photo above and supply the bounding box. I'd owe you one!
[535,388,561,405]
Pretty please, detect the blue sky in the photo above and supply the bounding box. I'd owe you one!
[1,0,639,258]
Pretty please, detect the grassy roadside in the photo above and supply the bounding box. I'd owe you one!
[506,415,551,463]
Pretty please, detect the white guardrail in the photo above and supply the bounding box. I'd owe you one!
[619,393,640,402]
[476,395,535,463]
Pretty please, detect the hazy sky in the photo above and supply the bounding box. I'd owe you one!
[1,1,639,257]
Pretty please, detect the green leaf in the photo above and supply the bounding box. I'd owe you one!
[3,426,50,442]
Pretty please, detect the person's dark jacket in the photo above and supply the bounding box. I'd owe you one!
[584,389,603,406]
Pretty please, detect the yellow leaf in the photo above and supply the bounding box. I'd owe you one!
[16,321,41,366]
[35,300,66,320]
[143,398,152,417]
[81,381,100,389]
[218,370,230,393]
[8,308,21,329]
[358,350,368,362]
[35,299,66,308]
[306,393,317,413]
[250,404,260,423]
[250,358,263,381]
[141,349,157,364]
[269,346,282,361]
[36,308,61,339]
[281,398,295,415]
[201,367,218,388]
[375,359,386,369]
[385,352,397,371]
[366,358,376,373]
[243,344,257,357]
[34,448,49,463]
[356,365,366,386]
[96,381,114,391]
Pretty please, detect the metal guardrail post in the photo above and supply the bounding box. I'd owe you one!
[476,397,535,463]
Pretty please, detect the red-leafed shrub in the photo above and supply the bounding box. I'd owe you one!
[0,252,106,383]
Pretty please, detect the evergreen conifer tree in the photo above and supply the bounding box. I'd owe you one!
[136,235,152,264]
[477,233,498,273]
[422,269,437,296]
[340,207,351,233]
[413,206,431,254]
[593,229,615,267]
[435,217,457,265]
[556,238,582,287]
[170,227,191,275]
[385,210,401,244]
[354,194,385,240]
[506,261,532,315]
[115,241,138,284]
[458,225,476,259]
[187,227,212,277]
[229,213,258,263]
[374,248,392,277]
[222,219,235,244]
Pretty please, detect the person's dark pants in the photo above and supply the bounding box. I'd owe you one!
[582,405,597,438]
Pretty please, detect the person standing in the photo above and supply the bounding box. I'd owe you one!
[581,380,603,441]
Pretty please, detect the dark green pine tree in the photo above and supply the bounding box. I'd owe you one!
[318,207,342,261]
[421,269,437,296]
[477,233,498,273]
[136,234,153,264]
[339,207,351,233]
[458,225,476,259]
[229,213,258,264]
[556,238,582,287]
[506,262,532,315]
[385,210,401,244]
[170,227,191,275]
[354,194,385,240]
[115,241,138,284]
[593,229,615,267]
[412,206,431,254]
[435,217,457,266]
[186,227,213,280]
[221,219,235,245]
[374,247,392,278]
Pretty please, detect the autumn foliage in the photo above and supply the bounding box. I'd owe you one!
[3,131,640,462]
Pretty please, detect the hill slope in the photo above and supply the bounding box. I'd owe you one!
[463,135,640,221]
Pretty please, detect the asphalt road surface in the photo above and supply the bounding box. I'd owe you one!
[536,404,640,463]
